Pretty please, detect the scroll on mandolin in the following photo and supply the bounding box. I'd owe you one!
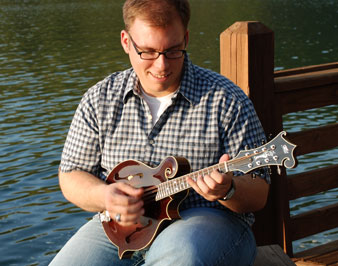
[100,131,297,259]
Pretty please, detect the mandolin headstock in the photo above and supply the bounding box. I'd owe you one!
[228,131,297,174]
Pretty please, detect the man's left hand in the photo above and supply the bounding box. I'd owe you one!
[187,154,233,201]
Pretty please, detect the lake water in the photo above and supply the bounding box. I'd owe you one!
[1,0,337,265]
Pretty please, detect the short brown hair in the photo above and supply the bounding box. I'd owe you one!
[123,0,190,31]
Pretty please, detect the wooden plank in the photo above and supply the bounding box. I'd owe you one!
[274,65,338,115]
[289,203,338,241]
[275,83,338,115]
[220,21,277,133]
[275,62,338,78]
[287,164,338,200]
[236,24,248,95]
[254,245,296,266]
[287,124,338,156]
[275,67,338,92]
[314,250,338,265]
[294,240,338,266]
[295,240,338,259]
[293,260,326,266]
[220,27,232,84]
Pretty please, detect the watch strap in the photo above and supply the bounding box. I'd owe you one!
[219,179,236,201]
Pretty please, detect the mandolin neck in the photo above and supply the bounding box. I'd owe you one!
[155,131,298,201]
[155,161,229,201]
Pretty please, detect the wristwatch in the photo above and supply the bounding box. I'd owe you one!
[219,179,236,201]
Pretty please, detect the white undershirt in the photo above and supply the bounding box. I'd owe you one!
[141,88,176,126]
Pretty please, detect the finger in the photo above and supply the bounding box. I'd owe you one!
[206,171,224,186]
[115,182,144,198]
[189,175,214,196]
[108,183,144,206]
[112,207,145,226]
[108,200,144,222]
[199,175,226,199]
[187,176,220,201]
[109,203,144,220]
[194,173,223,192]
[196,175,214,193]
[117,199,144,215]
[187,176,203,195]
[219,154,230,163]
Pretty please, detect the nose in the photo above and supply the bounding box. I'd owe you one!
[153,54,169,70]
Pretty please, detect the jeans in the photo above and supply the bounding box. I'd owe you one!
[49,208,256,266]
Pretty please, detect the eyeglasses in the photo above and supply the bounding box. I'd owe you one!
[129,34,186,60]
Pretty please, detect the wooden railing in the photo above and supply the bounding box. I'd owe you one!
[219,21,338,259]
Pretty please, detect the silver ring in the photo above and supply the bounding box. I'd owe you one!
[115,213,121,222]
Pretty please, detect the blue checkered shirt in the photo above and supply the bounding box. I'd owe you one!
[60,55,269,226]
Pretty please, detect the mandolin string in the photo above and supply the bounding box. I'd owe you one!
[142,167,220,203]
[143,186,157,193]
[143,190,157,198]
[154,145,272,203]
[145,157,240,188]
[142,186,158,203]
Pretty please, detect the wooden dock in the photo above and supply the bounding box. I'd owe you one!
[255,245,296,266]
[219,21,338,266]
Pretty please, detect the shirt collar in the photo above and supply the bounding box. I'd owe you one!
[178,54,200,106]
[122,69,140,103]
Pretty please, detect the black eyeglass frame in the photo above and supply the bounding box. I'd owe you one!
[128,34,187,60]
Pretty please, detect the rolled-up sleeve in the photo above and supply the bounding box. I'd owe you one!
[59,83,101,176]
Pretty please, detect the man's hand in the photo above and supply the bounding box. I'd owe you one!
[187,154,233,201]
[59,170,145,227]
[186,154,270,213]
[104,182,144,227]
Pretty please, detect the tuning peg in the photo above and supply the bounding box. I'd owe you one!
[245,145,249,150]
[261,139,266,145]
[277,166,282,175]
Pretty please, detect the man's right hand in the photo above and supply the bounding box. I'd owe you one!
[59,170,144,227]
[104,182,144,226]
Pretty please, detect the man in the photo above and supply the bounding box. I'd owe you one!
[50,0,270,265]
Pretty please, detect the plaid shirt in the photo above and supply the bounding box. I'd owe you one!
[60,55,269,226]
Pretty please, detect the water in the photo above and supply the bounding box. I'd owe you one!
[1,0,337,265]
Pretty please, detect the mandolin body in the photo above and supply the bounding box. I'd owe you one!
[102,156,191,259]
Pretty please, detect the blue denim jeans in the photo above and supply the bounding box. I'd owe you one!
[49,208,256,266]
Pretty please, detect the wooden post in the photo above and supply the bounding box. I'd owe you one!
[220,21,276,134]
[220,21,293,255]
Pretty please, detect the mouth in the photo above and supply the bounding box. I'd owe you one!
[149,72,171,80]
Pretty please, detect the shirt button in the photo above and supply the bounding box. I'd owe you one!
[147,114,152,121]
[149,139,155,145]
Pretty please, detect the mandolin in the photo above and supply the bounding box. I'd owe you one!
[100,131,297,259]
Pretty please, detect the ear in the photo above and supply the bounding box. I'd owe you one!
[121,30,130,54]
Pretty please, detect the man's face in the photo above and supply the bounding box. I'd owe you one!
[121,17,188,97]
